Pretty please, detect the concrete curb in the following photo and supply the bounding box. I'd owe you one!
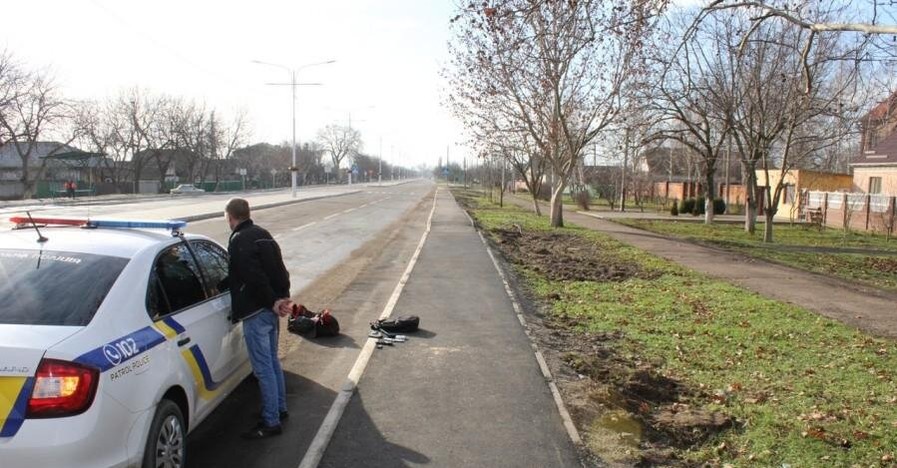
[175,190,362,223]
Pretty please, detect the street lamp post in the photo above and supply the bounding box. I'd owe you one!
[252,59,336,197]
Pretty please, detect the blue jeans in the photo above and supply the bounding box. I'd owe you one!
[243,309,287,427]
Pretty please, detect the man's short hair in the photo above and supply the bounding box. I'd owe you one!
[225,198,251,221]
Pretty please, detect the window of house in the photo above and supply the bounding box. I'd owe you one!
[785,184,796,204]
[869,177,883,194]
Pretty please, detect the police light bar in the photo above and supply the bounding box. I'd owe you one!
[9,216,86,227]
[10,216,187,231]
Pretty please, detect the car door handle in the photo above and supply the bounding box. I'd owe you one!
[177,337,191,347]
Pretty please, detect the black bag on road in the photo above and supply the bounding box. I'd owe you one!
[371,315,420,333]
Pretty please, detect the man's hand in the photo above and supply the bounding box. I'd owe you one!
[273,298,294,317]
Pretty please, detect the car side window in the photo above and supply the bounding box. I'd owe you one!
[147,271,172,319]
[191,241,230,297]
[149,243,207,318]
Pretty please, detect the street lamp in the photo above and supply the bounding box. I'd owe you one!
[252,59,336,197]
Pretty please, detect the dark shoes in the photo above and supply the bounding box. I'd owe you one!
[241,423,282,440]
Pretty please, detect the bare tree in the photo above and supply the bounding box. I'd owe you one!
[317,123,361,177]
[446,0,668,227]
[204,110,248,189]
[0,54,72,199]
[648,11,734,223]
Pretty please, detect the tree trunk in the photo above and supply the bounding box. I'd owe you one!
[704,169,715,224]
[549,180,565,228]
[763,211,775,243]
[531,193,542,216]
[743,168,758,234]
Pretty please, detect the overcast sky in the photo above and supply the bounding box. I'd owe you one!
[1,0,463,169]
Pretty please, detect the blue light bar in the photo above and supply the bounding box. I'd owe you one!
[86,219,188,230]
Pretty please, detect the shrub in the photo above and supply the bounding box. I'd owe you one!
[670,200,679,216]
[713,198,727,215]
[679,198,695,214]
[689,197,727,215]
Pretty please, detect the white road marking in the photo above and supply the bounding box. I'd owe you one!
[323,213,340,221]
[298,188,439,468]
[456,192,583,446]
[342,207,357,214]
[292,221,318,232]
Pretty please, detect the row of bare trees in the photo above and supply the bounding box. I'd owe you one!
[0,51,70,198]
[74,88,248,192]
[447,1,897,242]
[445,0,669,227]
[0,50,248,198]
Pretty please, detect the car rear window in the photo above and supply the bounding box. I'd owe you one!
[0,249,129,326]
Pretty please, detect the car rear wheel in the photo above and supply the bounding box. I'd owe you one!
[142,399,186,468]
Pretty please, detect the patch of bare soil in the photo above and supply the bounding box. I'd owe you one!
[486,220,732,467]
[492,228,658,282]
[866,256,897,274]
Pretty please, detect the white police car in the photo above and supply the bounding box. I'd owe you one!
[0,217,251,468]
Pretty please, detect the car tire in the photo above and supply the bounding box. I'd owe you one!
[142,399,186,468]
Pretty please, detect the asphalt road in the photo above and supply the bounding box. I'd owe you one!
[184,181,443,467]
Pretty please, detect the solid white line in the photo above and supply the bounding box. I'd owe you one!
[323,213,340,221]
[292,221,318,232]
[455,192,583,446]
[297,188,440,468]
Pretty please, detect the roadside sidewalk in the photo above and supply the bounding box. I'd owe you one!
[321,190,581,467]
[508,195,897,339]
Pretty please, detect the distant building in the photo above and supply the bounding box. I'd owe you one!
[852,89,897,196]
[0,142,84,198]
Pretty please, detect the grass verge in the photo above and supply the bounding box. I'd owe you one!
[453,189,897,467]
[617,219,897,292]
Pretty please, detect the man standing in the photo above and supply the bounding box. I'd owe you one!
[224,198,292,439]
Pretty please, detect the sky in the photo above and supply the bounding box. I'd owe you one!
[1,0,463,169]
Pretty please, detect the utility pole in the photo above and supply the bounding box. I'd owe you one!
[620,127,630,212]
[500,158,505,207]
[725,138,732,211]
[252,59,335,197]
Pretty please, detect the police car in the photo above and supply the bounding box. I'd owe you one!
[0,216,252,468]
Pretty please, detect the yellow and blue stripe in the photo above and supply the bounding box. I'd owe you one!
[156,317,240,401]
[155,317,186,340]
[0,377,35,437]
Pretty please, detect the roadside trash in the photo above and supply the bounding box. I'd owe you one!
[287,304,340,338]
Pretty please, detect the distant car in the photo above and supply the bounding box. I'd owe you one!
[170,185,205,194]
[0,217,250,468]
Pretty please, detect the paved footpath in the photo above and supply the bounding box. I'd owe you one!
[320,190,581,467]
[509,196,897,339]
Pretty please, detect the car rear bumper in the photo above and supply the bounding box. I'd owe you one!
[0,394,144,468]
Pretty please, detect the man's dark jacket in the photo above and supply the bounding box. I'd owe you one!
[226,219,290,322]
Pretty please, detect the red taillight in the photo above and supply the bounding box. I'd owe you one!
[26,359,99,418]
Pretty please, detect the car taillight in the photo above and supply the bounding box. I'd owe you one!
[26,359,99,418]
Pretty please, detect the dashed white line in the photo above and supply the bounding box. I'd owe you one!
[323,213,340,221]
[342,207,357,214]
[292,221,318,232]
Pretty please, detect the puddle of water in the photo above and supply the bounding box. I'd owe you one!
[594,410,643,448]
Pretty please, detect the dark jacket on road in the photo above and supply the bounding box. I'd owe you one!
[226,219,290,322]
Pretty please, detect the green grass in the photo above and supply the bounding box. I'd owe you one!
[617,219,897,291]
[454,189,897,466]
